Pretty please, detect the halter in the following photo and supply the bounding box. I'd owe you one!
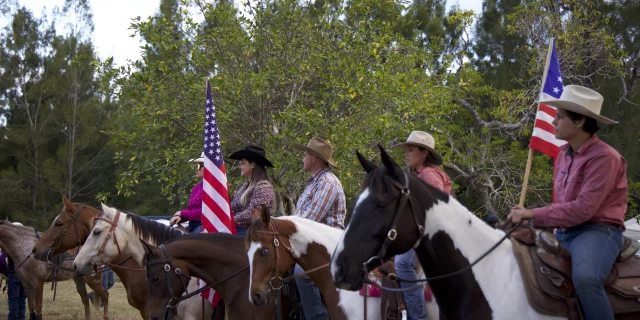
[362,172,424,272]
[95,210,123,257]
[46,204,85,270]
[145,244,192,319]
[144,244,249,320]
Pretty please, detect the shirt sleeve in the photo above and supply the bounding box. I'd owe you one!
[234,182,275,227]
[297,180,339,223]
[532,154,621,228]
[181,187,203,221]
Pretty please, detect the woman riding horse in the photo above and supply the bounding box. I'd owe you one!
[508,85,628,320]
[170,152,206,232]
[392,131,452,320]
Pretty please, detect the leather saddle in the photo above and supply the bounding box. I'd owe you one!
[510,226,640,319]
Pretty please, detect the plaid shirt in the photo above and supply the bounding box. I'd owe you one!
[295,168,346,229]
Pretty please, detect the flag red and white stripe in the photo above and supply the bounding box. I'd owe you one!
[199,79,237,305]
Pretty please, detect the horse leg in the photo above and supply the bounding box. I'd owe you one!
[34,281,44,320]
[73,276,92,320]
[87,274,110,320]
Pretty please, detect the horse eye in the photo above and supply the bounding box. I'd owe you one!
[261,249,269,256]
[152,276,160,283]
[55,222,63,227]
[93,230,101,236]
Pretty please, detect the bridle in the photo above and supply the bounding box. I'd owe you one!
[46,204,86,269]
[254,220,329,320]
[362,172,423,272]
[144,244,249,320]
[94,210,123,257]
[145,244,192,319]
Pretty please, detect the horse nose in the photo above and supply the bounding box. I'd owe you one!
[332,263,345,285]
[251,292,264,306]
[74,263,84,276]
[32,247,37,254]
[152,317,158,320]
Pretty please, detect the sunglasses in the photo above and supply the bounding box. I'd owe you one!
[195,163,203,170]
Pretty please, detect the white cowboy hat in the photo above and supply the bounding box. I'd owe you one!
[538,85,617,124]
[188,152,205,163]
[392,131,443,165]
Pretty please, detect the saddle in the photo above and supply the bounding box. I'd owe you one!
[510,226,640,319]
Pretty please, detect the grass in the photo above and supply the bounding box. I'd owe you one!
[0,278,142,320]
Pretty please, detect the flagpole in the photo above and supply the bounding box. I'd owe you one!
[518,38,555,207]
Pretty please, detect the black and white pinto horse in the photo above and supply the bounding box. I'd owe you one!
[331,146,565,320]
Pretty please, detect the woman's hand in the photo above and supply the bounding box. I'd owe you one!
[170,212,182,225]
[507,206,534,224]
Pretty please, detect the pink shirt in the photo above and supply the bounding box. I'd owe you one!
[533,135,628,230]
[415,165,452,194]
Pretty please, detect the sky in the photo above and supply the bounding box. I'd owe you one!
[10,0,483,68]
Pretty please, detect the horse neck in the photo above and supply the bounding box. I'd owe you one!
[167,235,246,298]
[0,225,36,264]
[282,217,342,299]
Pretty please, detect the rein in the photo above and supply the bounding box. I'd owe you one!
[145,244,249,319]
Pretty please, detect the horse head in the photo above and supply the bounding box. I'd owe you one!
[331,145,449,290]
[141,239,191,320]
[73,203,128,275]
[33,197,101,261]
[245,205,295,306]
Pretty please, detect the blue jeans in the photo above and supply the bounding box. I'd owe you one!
[102,268,115,291]
[188,220,202,233]
[293,264,328,320]
[8,273,27,320]
[236,227,247,237]
[396,250,427,320]
[556,223,623,320]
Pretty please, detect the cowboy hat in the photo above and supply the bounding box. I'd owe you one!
[188,152,205,163]
[229,145,274,168]
[293,137,338,168]
[538,85,617,124]
[392,131,443,165]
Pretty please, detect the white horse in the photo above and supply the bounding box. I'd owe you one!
[73,204,212,320]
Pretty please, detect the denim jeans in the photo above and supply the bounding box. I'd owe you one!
[396,250,427,320]
[8,272,27,320]
[236,227,247,237]
[188,220,202,233]
[102,268,115,291]
[556,223,623,320]
[293,264,328,320]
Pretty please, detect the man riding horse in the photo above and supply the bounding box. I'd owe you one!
[509,85,628,320]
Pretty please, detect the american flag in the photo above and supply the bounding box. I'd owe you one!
[528,38,568,158]
[199,79,236,305]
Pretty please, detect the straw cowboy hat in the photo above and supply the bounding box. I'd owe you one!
[229,145,274,168]
[538,85,617,125]
[188,152,205,163]
[392,131,443,165]
[293,137,338,168]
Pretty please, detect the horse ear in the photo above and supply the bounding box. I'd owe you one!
[261,205,271,225]
[378,144,403,181]
[356,150,377,173]
[63,197,73,210]
[140,239,156,257]
[251,206,262,222]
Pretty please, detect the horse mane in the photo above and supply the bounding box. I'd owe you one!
[125,213,185,245]
[0,220,36,234]
[247,218,267,242]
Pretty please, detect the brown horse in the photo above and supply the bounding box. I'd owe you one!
[0,220,106,320]
[140,232,282,320]
[33,198,208,319]
[246,208,381,319]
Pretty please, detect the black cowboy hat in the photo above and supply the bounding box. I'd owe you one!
[229,145,274,168]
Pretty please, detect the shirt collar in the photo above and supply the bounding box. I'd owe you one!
[565,134,600,157]
[309,167,331,183]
